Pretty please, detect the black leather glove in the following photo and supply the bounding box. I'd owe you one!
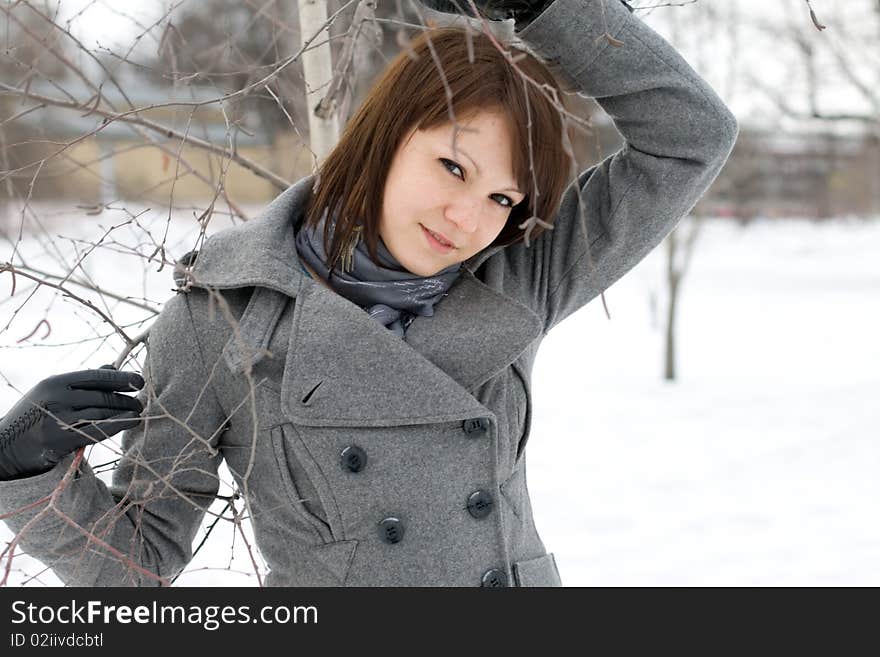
[0,365,145,481]
[417,0,555,30]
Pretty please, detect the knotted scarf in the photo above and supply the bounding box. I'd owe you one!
[294,208,461,339]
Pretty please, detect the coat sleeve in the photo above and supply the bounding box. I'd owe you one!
[507,0,739,333]
[0,292,227,586]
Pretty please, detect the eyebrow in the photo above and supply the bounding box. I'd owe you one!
[455,147,523,196]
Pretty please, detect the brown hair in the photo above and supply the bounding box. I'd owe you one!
[304,24,572,273]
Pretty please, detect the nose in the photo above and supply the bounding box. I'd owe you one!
[443,197,480,234]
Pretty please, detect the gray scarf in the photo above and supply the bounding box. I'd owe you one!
[294,208,461,338]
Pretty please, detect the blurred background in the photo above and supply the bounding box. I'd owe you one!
[1,0,877,586]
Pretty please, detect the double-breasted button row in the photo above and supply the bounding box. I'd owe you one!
[463,418,497,583]
[347,417,490,476]
[366,417,498,584]
[343,447,401,546]
[462,421,494,518]
[375,490,493,543]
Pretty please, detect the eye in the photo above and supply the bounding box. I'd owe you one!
[491,194,514,208]
[439,158,515,209]
[439,158,464,180]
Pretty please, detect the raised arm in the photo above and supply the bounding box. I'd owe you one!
[508,0,739,331]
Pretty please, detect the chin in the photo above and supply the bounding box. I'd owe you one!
[409,262,442,277]
[390,226,463,276]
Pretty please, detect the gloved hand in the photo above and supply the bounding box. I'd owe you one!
[0,365,145,481]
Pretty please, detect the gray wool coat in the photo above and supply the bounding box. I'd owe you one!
[0,0,737,586]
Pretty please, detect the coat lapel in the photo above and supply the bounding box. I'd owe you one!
[282,269,543,428]
[282,280,482,427]
[403,269,542,391]
[185,176,311,299]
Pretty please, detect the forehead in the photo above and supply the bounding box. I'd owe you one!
[417,109,514,144]
[403,109,518,172]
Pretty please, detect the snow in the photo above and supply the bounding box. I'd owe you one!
[531,216,880,585]
[1,208,878,586]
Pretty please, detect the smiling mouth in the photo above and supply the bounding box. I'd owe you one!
[421,224,455,248]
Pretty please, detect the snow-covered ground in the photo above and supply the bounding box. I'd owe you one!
[1,208,878,586]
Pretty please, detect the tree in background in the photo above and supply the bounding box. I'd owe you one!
[634,0,846,381]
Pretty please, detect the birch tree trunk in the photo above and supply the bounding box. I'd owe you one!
[298,0,341,168]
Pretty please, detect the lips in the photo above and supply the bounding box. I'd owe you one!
[422,225,455,248]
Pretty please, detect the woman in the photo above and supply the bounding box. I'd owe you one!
[0,0,737,586]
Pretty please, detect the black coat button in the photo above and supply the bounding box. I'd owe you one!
[340,445,367,472]
[462,417,490,437]
[481,568,509,587]
[466,490,494,519]
[378,517,404,544]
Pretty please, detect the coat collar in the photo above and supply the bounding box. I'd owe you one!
[187,175,543,426]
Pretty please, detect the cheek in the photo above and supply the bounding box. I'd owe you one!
[484,213,510,242]
[459,218,501,254]
[386,169,446,217]
[394,189,449,223]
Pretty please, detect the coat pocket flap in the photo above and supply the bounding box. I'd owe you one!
[512,552,562,587]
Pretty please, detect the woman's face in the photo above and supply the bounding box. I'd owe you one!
[378,109,525,277]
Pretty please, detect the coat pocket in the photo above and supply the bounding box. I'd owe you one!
[270,424,337,543]
[512,552,563,587]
